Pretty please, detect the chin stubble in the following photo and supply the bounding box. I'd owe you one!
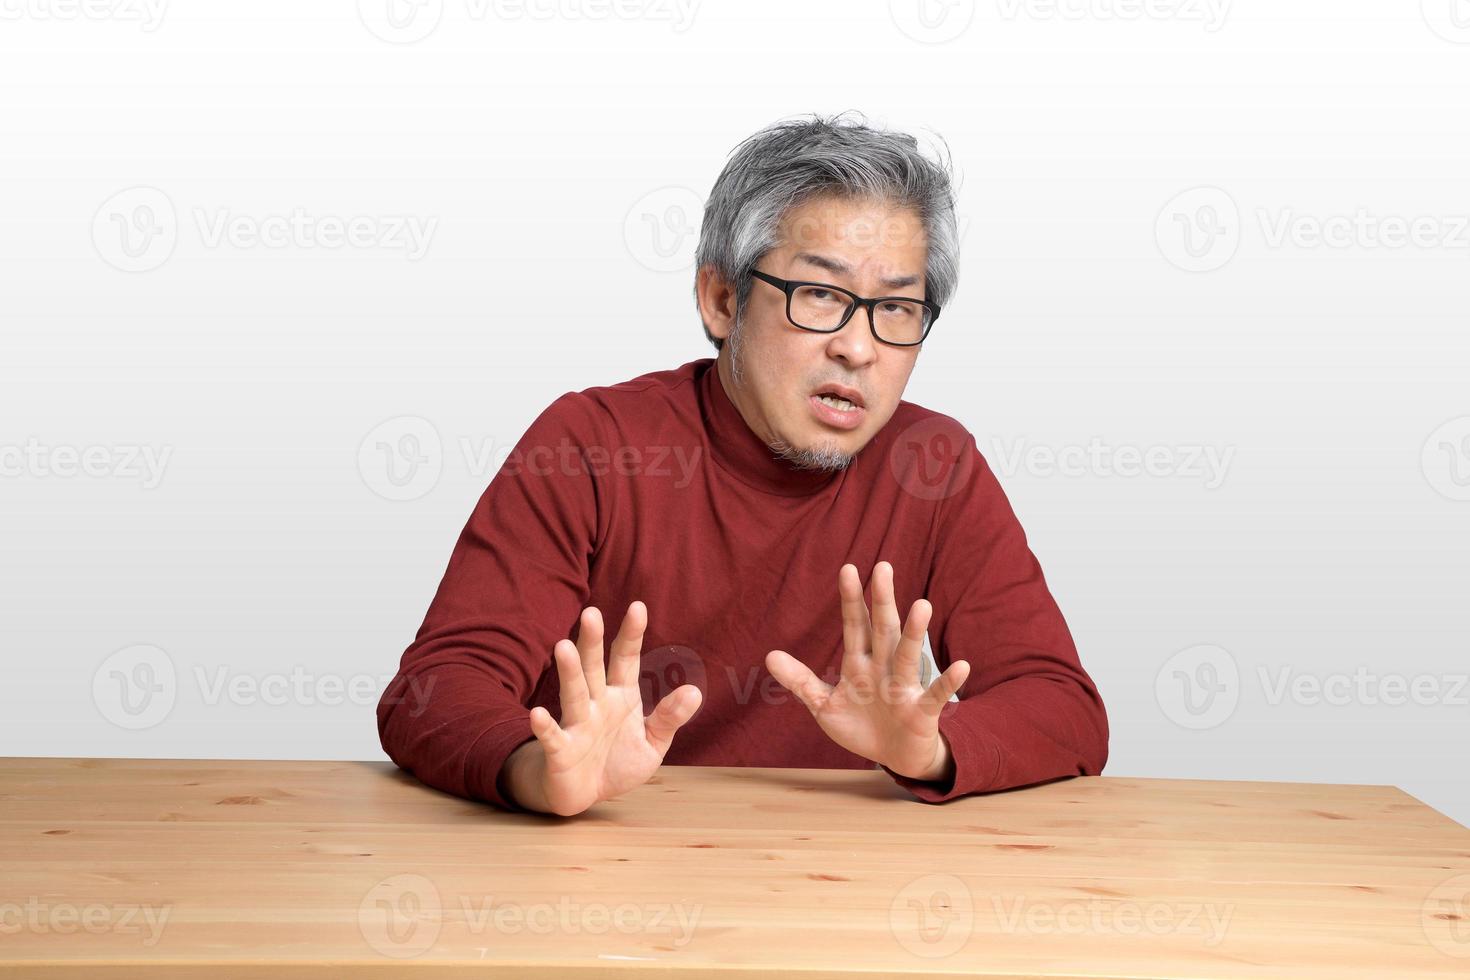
[767,437,854,472]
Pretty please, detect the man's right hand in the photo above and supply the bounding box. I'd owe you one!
[500,601,703,816]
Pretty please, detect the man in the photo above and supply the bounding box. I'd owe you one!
[377,113,1108,816]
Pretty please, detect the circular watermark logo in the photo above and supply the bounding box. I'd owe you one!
[358,416,443,502]
[92,644,177,730]
[1156,186,1240,273]
[359,873,443,958]
[623,186,702,273]
[1422,0,1470,43]
[93,186,177,273]
[890,873,973,958]
[1422,873,1470,958]
[1155,643,1239,730]
[889,416,975,501]
[638,644,707,706]
[357,0,443,43]
[888,0,976,44]
[1422,416,1470,502]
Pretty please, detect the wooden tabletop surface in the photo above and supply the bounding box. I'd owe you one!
[1,757,1467,978]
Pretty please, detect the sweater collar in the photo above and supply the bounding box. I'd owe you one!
[696,357,842,497]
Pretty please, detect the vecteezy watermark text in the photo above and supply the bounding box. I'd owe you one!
[359,414,706,502]
[357,0,700,44]
[995,0,1230,31]
[1156,643,1470,730]
[93,186,437,272]
[1158,186,1470,273]
[0,897,172,946]
[91,644,438,731]
[988,436,1235,489]
[0,439,172,489]
[357,874,702,959]
[0,0,168,30]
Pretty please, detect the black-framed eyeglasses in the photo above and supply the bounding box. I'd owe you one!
[750,269,939,348]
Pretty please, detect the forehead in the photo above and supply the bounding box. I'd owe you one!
[773,194,928,263]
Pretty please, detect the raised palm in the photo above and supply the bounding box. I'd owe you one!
[527,601,702,815]
[766,562,969,781]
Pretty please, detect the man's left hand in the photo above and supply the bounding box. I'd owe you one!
[766,561,970,782]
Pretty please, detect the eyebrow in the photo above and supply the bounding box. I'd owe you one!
[792,252,923,292]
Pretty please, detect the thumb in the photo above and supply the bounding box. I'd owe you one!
[644,684,702,755]
[766,650,833,712]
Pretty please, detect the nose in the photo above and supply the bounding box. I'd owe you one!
[824,305,879,370]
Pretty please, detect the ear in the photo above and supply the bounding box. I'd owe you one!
[695,264,738,342]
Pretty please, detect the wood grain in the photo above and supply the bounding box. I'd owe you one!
[1,758,1467,978]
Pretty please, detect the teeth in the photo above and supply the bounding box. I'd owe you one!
[817,394,856,411]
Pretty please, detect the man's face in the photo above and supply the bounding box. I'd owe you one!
[719,194,929,469]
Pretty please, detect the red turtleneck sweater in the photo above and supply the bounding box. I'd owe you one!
[377,358,1108,811]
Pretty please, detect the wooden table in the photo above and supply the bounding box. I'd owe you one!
[2,758,1467,977]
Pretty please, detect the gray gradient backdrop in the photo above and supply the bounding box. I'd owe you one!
[2,1,1467,828]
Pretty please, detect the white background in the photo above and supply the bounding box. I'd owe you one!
[1,0,1467,827]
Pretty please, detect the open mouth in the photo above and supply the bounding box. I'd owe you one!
[808,390,866,430]
[815,393,859,412]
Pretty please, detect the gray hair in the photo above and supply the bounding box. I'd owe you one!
[694,111,961,354]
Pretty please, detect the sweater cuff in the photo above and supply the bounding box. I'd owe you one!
[464,715,538,812]
[880,705,1002,803]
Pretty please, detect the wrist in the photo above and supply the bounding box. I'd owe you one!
[905,732,955,784]
[499,739,549,813]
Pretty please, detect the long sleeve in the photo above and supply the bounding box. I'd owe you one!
[882,430,1109,802]
[376,391,604,812]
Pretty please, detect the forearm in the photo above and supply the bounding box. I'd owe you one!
[379,389,604,808]
[376,660,537,809]
[967,672,1109,786]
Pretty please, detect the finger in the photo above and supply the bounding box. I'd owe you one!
[606,600,646,691]
[644,684,702,756]
[528,705,567,755]
[920,659,971,717]
[765,650,834,714]
[575,606,606,700]
[553,638,591,725]
[837,563,871,677]
[869,561,902,671]
[891,598,932,686]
